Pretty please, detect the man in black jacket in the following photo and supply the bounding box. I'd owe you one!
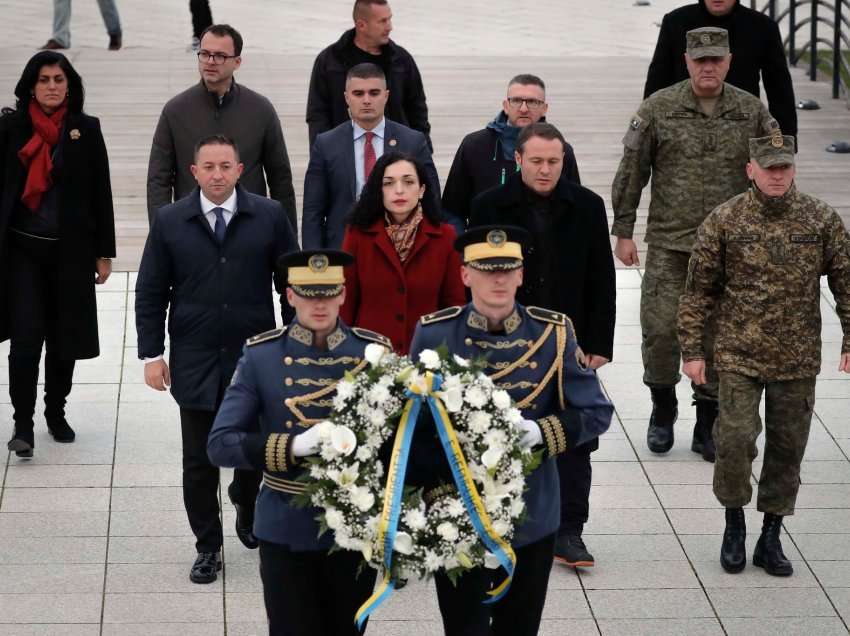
[644,0,797,139]
[442,74,581,229]
[470,123,616,570]
[306,0,430,149]
[136,135,298,585]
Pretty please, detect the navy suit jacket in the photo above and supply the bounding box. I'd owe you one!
[135,185,299,410]
[301,118,441,249]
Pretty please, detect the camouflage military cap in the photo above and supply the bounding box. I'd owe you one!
[749,134,796,168]
[686,27,730,59]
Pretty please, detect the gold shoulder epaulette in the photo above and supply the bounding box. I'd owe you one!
[246,326,287,346]
[351,327,391,348]
[420,306,463,325]
[526,306,568,326]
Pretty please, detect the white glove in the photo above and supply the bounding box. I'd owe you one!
[291,425,324,457]
[516,418,543,450]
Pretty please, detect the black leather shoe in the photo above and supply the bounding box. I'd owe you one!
[553,534,595,568]
[720,507,746,573]
[47,417,76,443]
[753,513,793,576]
[692,400,717,463]
[108,33,122,50]
[647,387,678,453]
[190,552,222,584]
[7,427,34,458]
[232,501,259,550]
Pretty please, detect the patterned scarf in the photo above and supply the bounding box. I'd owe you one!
[385,205,423,263]
[18,99,68,211]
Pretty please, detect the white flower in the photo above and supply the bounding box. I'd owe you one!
[368,384,391,404]
[368,409,386,427]
[418,349,441,370]
[505,408,523,424]
[408,371,429,395]
[484,551,502,569]
[484,429,507,448]
[436,522,459,543]
[335,380,355,401]
[510,497,525,517]
[335,529,352,549]
[439,386,464,413]
[364,343,386,366]
[478,375,495,389]
[453,354,470,368]
[355,445,372,462]
[464,386,488,408]
[468,410,492,434]
[425,550,443,572]
[337,462,360,487]
[481,446,504,469]
[365,515,381,539]
[315,420,335,440]
[446,498,465,518]
[325,507,343,530]
[403,508,427,531]
[351,486,376,512]
[492,519,510,536]
[491,389,511,410]
[330,425,357,456]
[394,531,414,555]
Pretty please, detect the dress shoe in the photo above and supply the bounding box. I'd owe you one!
[47,417,76,443]
[753,513,793,576]
[41,39,66,50]
[108,33,122,50]
[720,507,746,573]
[647,387,678,453]
[7,426,34,458]
[232,501,259,550]
[692,400,717,463]
[553,534,594,568]
[190,552,222,584]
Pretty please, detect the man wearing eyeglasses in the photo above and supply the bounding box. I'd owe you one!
[442,74,581,229]
[146,24,298,233]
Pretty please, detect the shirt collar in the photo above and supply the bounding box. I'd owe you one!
[353,117,386,141]
[199,189,238,215]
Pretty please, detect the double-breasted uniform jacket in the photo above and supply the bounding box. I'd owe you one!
[207,319,391,550]
[0,109,116,359]
[409,303,614,547]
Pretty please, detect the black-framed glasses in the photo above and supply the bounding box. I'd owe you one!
[506,97,546,109]
[197,50,238,64]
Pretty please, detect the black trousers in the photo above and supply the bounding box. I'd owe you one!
[434,533,557,636]
[189,0,213,38]
[7,234,76,434]
[259,541,377,636]
[557,439,597,536]
[179,406,260,552]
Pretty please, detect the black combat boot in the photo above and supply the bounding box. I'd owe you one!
[647,387,678,453]
[720,507,746,573]
[554,534,595,568]
[753,513,793,576]
[692,400,717,463]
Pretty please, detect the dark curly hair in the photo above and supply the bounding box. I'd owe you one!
[7,51,85,116]
[346,152,442,229]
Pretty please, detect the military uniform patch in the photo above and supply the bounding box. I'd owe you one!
[623,114,645,150]
[247,326,287,346]
[420,306,463,325]
[527,306,567,326]
[351,327,392,348]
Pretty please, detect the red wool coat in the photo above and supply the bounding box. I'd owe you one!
[341,217,466,353]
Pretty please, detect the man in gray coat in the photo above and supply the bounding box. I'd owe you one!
[146,24,297,231]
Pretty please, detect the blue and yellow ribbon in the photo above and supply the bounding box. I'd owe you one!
[355,372,517,628]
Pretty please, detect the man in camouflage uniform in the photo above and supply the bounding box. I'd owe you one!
[678,134,850,576]
[611,26,780,460]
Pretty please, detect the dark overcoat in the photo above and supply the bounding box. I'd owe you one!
[470,173,616,361]
[135,185,298,411]
[0,109,116,360]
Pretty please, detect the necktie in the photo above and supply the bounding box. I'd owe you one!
[364,131,377,181]
[212,207,227,244]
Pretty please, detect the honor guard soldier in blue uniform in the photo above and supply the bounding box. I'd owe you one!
[207,249,390,636]
[409,226,614,636]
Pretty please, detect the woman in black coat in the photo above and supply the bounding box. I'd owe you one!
[0,51,116,457]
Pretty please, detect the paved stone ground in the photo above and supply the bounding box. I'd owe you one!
[0,1,849,634]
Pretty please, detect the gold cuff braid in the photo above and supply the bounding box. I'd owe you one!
[539,415,568,457]
[264,433,291,472]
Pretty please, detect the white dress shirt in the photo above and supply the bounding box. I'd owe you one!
[353,118,386,196]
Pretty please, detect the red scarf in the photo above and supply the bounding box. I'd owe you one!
[17,99,68,211]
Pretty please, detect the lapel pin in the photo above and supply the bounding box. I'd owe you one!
[388,138,397,147]
[69,129,81,140]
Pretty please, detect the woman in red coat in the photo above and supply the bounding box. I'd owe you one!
[341,152,465,353]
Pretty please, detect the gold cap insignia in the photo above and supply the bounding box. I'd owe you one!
[701,33,712,45]
[308,254,329,272]
[771,135,784,148]
[388,139,397,147]
[486,229,507,248]
[69,129,80,140]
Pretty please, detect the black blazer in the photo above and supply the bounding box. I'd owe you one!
[301,118,440,250]
[470,174,616,360]
[135,185,298,410]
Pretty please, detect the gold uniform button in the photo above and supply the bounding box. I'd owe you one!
[286,421,293,429]
[284,356,293,366]
[284,378,293,386]
[464,337,473,346]
[529,361,538,369]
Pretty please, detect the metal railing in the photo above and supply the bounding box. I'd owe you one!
[751,0,850,102]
